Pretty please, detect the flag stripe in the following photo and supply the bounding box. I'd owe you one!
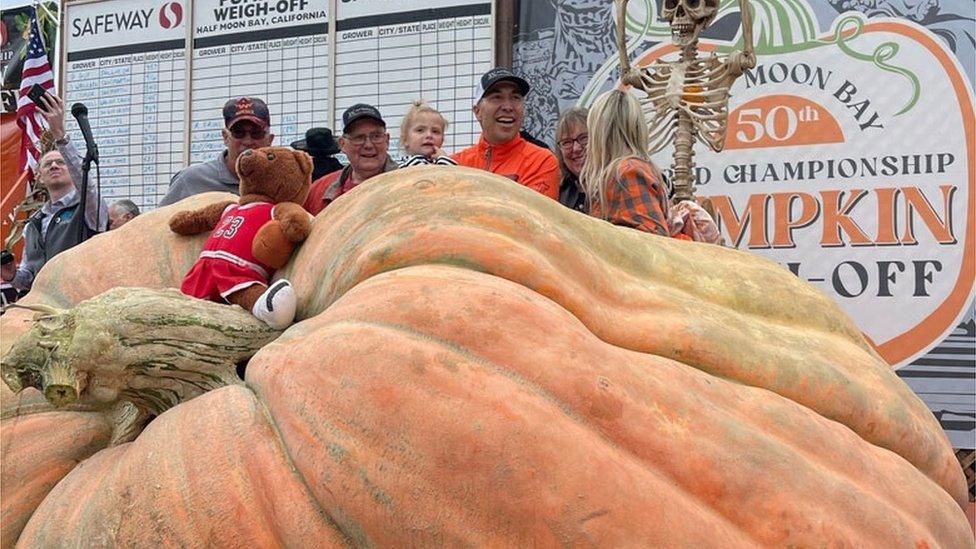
[17,7,55,182]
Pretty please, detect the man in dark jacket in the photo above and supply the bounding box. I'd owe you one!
[1,92,107,293]
[291,127,344,181]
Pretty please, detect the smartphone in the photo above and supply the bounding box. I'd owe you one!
[26,84,48,106]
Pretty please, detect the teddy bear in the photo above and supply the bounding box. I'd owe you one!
[170,146,313,329]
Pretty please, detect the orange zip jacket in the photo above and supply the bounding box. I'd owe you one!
[452,134,560,199]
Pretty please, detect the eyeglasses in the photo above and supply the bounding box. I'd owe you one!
[344,132,387,146]
[229,127,268,139]
[40,158,67,169]
[557,135,588,151]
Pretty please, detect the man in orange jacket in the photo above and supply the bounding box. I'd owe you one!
[453,67,559,200]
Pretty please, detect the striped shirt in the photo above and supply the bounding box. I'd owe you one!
[397,154,458,168]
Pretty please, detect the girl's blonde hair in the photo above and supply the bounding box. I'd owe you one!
[399,99,449,148]
[579,89,661,217]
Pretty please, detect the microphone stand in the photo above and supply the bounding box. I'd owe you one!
[76,142,98,243]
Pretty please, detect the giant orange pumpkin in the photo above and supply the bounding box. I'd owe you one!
[0,167,970,546]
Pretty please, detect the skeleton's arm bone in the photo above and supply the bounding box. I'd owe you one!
[616,0,646,87]
[729,0,757,76]
[616,0,629,73]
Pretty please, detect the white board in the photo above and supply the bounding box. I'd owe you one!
[188,0,330,164]
[60,0,495,208]
[64,0,187,208]
[333,0,492,155]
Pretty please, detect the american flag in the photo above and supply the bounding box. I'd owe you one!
[16,7,55,182]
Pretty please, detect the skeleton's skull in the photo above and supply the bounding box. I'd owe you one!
[661,0,718,47]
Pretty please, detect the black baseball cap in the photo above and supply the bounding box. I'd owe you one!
[474,67,530,103]
[223,97,271,129]
[342,103,385,134]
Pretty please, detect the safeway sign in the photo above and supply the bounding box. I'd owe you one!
[628,14,974,368]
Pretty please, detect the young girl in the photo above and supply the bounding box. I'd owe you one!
[397,100,457,168]
[580,89,670,237]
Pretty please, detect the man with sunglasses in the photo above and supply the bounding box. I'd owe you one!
[159,97,275,207]
[304,104,397,216]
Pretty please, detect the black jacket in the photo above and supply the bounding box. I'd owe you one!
[559,173,587,213]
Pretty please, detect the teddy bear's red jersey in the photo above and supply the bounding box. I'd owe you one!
[180,202,275,302]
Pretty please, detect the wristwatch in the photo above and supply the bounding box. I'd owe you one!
[54,134,69,146]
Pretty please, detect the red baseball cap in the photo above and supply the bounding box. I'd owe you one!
[223,97,271,129]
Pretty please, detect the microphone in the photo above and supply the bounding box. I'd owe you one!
[70,102,98,163]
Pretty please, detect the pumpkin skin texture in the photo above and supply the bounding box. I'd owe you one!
[14,265,971,546]
[0,385,112,545]
[18,385,349,547]
[1,167,970,546]
[284,166,967,507]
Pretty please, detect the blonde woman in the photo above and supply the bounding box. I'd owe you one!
[397,100,457,168]
[580,89,671,236]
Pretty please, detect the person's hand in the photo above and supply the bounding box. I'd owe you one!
[36,92,66,141]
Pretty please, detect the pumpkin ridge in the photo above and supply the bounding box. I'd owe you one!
[286,171,963,504]
[702,386,968,541]
[300,265,969,543]
[0,408,113,545]
[247,332,411,545]
[304,318,932,545]
[247,381,360,546]
[299,167,867,343]
[248,318,760,545]
[61,445,130,541]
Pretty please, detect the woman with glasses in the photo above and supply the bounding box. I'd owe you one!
[579,90,670,237]
[554,107,589,212]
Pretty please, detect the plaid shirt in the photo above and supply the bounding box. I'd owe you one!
[590,158,670,236]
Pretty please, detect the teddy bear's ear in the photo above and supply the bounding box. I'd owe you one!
[296,151,313,180]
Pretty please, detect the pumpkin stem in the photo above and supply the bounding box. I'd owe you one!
[1,287,281,417]
[40,355,78,407]
[4,303,64,318]
[0,359,27,393]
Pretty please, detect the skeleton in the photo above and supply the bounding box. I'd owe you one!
[616,0,755,202]
[4,186,48,252]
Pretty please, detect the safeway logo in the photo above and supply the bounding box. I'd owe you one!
[159,2,183,29]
